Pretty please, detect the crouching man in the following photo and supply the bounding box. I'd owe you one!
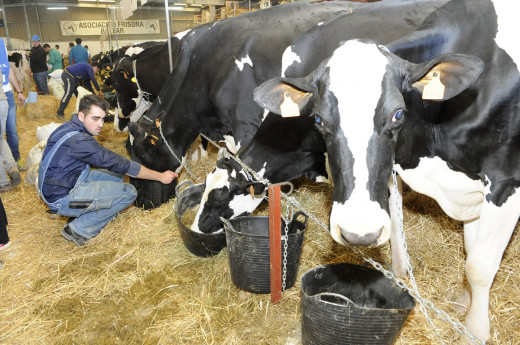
[38,94,177,246]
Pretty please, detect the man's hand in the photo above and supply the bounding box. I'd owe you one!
[17,93,25,106]
[159,170,178,185]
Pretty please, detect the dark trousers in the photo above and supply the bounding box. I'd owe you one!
[57,72,78,117]
[0,198,8,244]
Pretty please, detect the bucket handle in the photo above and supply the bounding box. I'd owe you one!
[315,292,353,306]
[219,216,236,233]
[175,180,194,196]
[291,211,308,228]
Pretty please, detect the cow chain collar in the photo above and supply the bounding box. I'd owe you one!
[132,59,152,102]
[158,121,199,181]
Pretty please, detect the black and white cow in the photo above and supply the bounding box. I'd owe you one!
[191,0,450,233]
[127,1,382,174]
[254,0,518,342]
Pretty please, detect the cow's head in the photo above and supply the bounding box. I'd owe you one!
[191,158,266,233]
[254,39,483,247]
[111,60,138,117]
[128,117,180,172]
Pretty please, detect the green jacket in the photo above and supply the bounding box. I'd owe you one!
[48,48,63,72]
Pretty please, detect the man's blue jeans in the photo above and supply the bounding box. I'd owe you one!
[54,169,137,239]
[5,91,20,161]
[33,71,50,95]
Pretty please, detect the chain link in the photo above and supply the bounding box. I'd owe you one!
[281,200,293,291]
[158,122,199,181]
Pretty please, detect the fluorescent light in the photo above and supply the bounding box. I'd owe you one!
[48,7,68,10]
[173,3,186,5]
[190,4,202,6]
[168,6,184,10]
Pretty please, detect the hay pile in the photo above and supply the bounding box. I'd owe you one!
[0,96,518,345]
[22,95,61,120]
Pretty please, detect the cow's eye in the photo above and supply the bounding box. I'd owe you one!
[392,109,404,123]
[314,114,323,126]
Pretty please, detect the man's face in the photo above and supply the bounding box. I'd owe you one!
[31,41,39,47]
[44,47,51,53]
[78,105,106,136]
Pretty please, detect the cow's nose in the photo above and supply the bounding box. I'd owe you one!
[340,226,383,246]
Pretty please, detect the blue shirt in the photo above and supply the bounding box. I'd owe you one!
[69,44,89,65]
[40,114,141,202]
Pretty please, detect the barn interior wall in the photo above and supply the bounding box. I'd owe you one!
[0,6,193,53]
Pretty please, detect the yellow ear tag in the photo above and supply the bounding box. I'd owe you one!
[155,119,161,128]
[249,185,255,198]
[422,71,445,100]
[131,77,137,83]
[280,92,300,117]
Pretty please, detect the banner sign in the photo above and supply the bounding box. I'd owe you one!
[60,20,160,36]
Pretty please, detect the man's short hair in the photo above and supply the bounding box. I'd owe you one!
[43,43,51,49]
[79,94,109,115]
[75,37,82,45]
[91,62,100,69]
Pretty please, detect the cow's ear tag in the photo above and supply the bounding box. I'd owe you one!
[155,119,161,128]
[422,71,445,100]
[249,185,255,198]
[131,77,137,83]
[280,92,300,117]
[123,71,129,79]
[105,66,111,71]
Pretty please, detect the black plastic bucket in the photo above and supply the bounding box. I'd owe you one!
[174,181,226,257]
[222,212,307,294]
[301,263,415,345]
[130,177,177,210]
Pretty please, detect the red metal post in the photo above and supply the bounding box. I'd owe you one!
[268,184,282,303]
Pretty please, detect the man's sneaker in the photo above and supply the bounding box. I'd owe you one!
[61,225,89,246]
[0,241,11,251]
[8,167,21,187]
[16,159,26,172]
[0,184,12,193]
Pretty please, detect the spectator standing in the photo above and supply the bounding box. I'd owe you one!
[84,45,92,63]
[55,44,63,58]
[56,62,103,119]
[0,81,22,193]
[44,44,63,73]
[1,38,25,167]
[66,42,74,66]
[69,38,89,65]
[28,34,50,95]
[39,95,177,246]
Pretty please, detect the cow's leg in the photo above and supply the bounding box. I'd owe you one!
[463,193,520,343]
[388,174,408,277]
[454,218,480,314]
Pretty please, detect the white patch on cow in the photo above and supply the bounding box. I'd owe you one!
[130,95,151,123]
[261,108,269,122]
[257,162,267,179]
[235,55,253,72]
[492,0,520,71]
[281,46,301,77]
[125,46,144,57]
[191,167,231,232]
[128,132,135,146]
[175,29,191,40]
[228,193,264,219]
[223,135,240,154]
[326,40,391,246]
[395,156,485,221]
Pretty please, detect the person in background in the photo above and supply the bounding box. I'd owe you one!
[0,197,9,250]
[27,34,49,95]
[39,94,178,246]
[55,44,63,58]
[66,42,74,66]
[84,45,92,63]
[69,38,89,65]
[56,62,103,119]
[0,82,21,193]
[44,43,63,73]
[1,38,25,168]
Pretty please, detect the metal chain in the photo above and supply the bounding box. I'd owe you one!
[281,200,293,291]
[158,122,199,181]
[392,170,446,344]
[132,59,153,102]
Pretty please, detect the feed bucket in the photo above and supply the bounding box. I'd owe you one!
[222,212,307,293]
[174,181,226,257]
[301,263,415,345]
[130,177,176,210]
